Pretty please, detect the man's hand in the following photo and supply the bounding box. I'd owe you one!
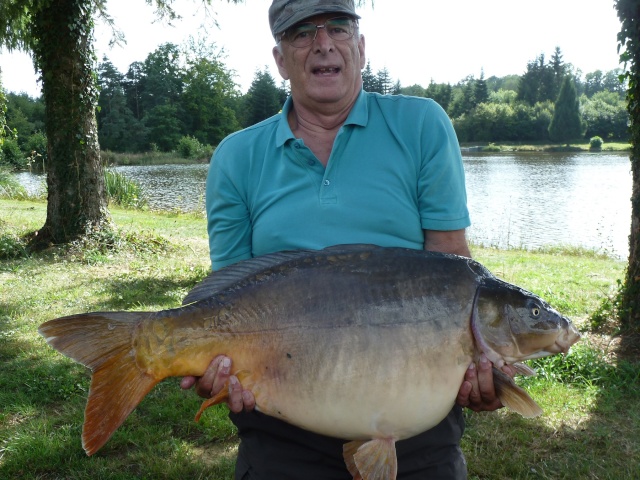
[456,353,516,412]
[180,355,255,413]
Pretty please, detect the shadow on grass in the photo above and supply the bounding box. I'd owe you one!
[463,334,640,480]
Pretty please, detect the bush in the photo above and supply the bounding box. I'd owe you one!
[176,135,212,160]
[589,136,604,150]
[23,131,48,170]
[0,137,27,169]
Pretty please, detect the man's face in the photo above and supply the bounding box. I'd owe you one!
[272,14,366,109]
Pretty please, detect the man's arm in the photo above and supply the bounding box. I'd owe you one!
[423,228,514,412]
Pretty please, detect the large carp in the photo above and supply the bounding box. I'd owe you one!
[39,244,580,480]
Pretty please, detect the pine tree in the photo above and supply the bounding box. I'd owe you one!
[361,60,377,93]
[244,69,283,126]
[548,76,583,143]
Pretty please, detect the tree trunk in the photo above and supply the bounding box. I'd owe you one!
[30,0,111,247]
[616,0,640,339]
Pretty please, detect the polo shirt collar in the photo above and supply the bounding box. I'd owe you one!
[275,90,369,147]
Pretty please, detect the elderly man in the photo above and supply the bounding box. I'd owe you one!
[181,1,512,478]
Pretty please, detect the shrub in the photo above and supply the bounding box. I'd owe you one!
[589,136,604,150]
[177,135,212,160]
[23,131,48,170]
[0,137,26,169]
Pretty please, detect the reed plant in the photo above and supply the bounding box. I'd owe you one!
[105,169,147,209]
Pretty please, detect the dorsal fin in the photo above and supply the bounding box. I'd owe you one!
[182,245,382,305]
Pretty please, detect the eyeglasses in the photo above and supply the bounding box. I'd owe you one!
[281,17,356,48]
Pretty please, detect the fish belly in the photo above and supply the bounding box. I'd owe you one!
[230,321,473,441]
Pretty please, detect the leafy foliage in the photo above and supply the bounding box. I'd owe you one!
[615,0,640,334]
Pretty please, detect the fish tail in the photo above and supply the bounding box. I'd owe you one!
[492,367,543,418]
[38,312,159,455]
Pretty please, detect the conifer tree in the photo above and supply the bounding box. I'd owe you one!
[548,76,583,142]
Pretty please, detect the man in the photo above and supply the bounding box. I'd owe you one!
[181,1,512,478]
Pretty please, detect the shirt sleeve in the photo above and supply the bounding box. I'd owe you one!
[206,147,253,270]
[418,101,471,231]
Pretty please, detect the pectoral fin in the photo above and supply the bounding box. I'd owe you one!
[343,438,397,480]
[194,370,252,422]
[493,367,543,418]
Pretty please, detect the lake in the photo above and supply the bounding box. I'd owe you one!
[15,151,632,259]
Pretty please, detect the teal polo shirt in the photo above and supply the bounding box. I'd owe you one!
[206,90,470,270]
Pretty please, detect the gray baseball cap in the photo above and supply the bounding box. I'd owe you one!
[269,0,361,39]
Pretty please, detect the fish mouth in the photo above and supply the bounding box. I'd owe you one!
[553,320,582,354]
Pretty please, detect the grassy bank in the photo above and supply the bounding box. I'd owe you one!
[461,141,631,153]
[1,199,638,479]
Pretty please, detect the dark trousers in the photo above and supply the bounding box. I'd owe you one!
[232,407,467,480]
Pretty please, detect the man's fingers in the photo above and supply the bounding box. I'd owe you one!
[476,354,496,400]
[180,376,196,390]
[195,355,231,398]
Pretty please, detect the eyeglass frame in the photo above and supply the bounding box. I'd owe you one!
[277,16,358,48]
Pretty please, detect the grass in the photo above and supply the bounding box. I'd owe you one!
[460,141,632,153]
[1,199,638,479]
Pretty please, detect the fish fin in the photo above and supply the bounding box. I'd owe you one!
[343,441,366,478]
[193,370,253,422]
[182,244,387,305]
[512,362,537,377]
[39,312,159,455]
[344,438,398,480]
[182,250,321,305]
[493,367,543,418]
[194,385,230,422]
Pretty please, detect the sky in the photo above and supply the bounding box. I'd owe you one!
[0,0,624,98]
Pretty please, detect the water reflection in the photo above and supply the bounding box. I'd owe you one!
[13,152,632,259]
[464,152,631,259]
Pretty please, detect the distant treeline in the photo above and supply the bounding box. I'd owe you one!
[0,44,628,170]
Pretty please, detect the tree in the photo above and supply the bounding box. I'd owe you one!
[181,55,241,146]
[548,76,583,143]
[244,68,283,127]
[615,0,640,335]
[375,67,393,95]
[97,57,141,152]
[517,53,560,105]
[0,0,109,246]
[0,0,248,248]
[473,70,489,105]
[361,60,377,93]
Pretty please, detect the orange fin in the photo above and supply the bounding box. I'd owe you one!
[39,312,158,455]
[493,367,543,418]
[194,385,229,422]
[193,370,253,422]
[344,438,397,480]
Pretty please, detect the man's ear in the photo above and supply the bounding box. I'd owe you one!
[272,46,290,81]
[358,34,366,70]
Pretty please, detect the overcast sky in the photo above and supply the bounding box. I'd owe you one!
[0,0,624,97]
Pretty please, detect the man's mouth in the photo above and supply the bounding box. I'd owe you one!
[313,67,340,75]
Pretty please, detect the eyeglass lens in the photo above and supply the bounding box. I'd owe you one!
[285,17,354,48]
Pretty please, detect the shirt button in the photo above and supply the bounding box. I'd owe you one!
[324,179,331,186]
[307,160,314,166]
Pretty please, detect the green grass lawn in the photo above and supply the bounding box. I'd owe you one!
[1,199,637,479]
